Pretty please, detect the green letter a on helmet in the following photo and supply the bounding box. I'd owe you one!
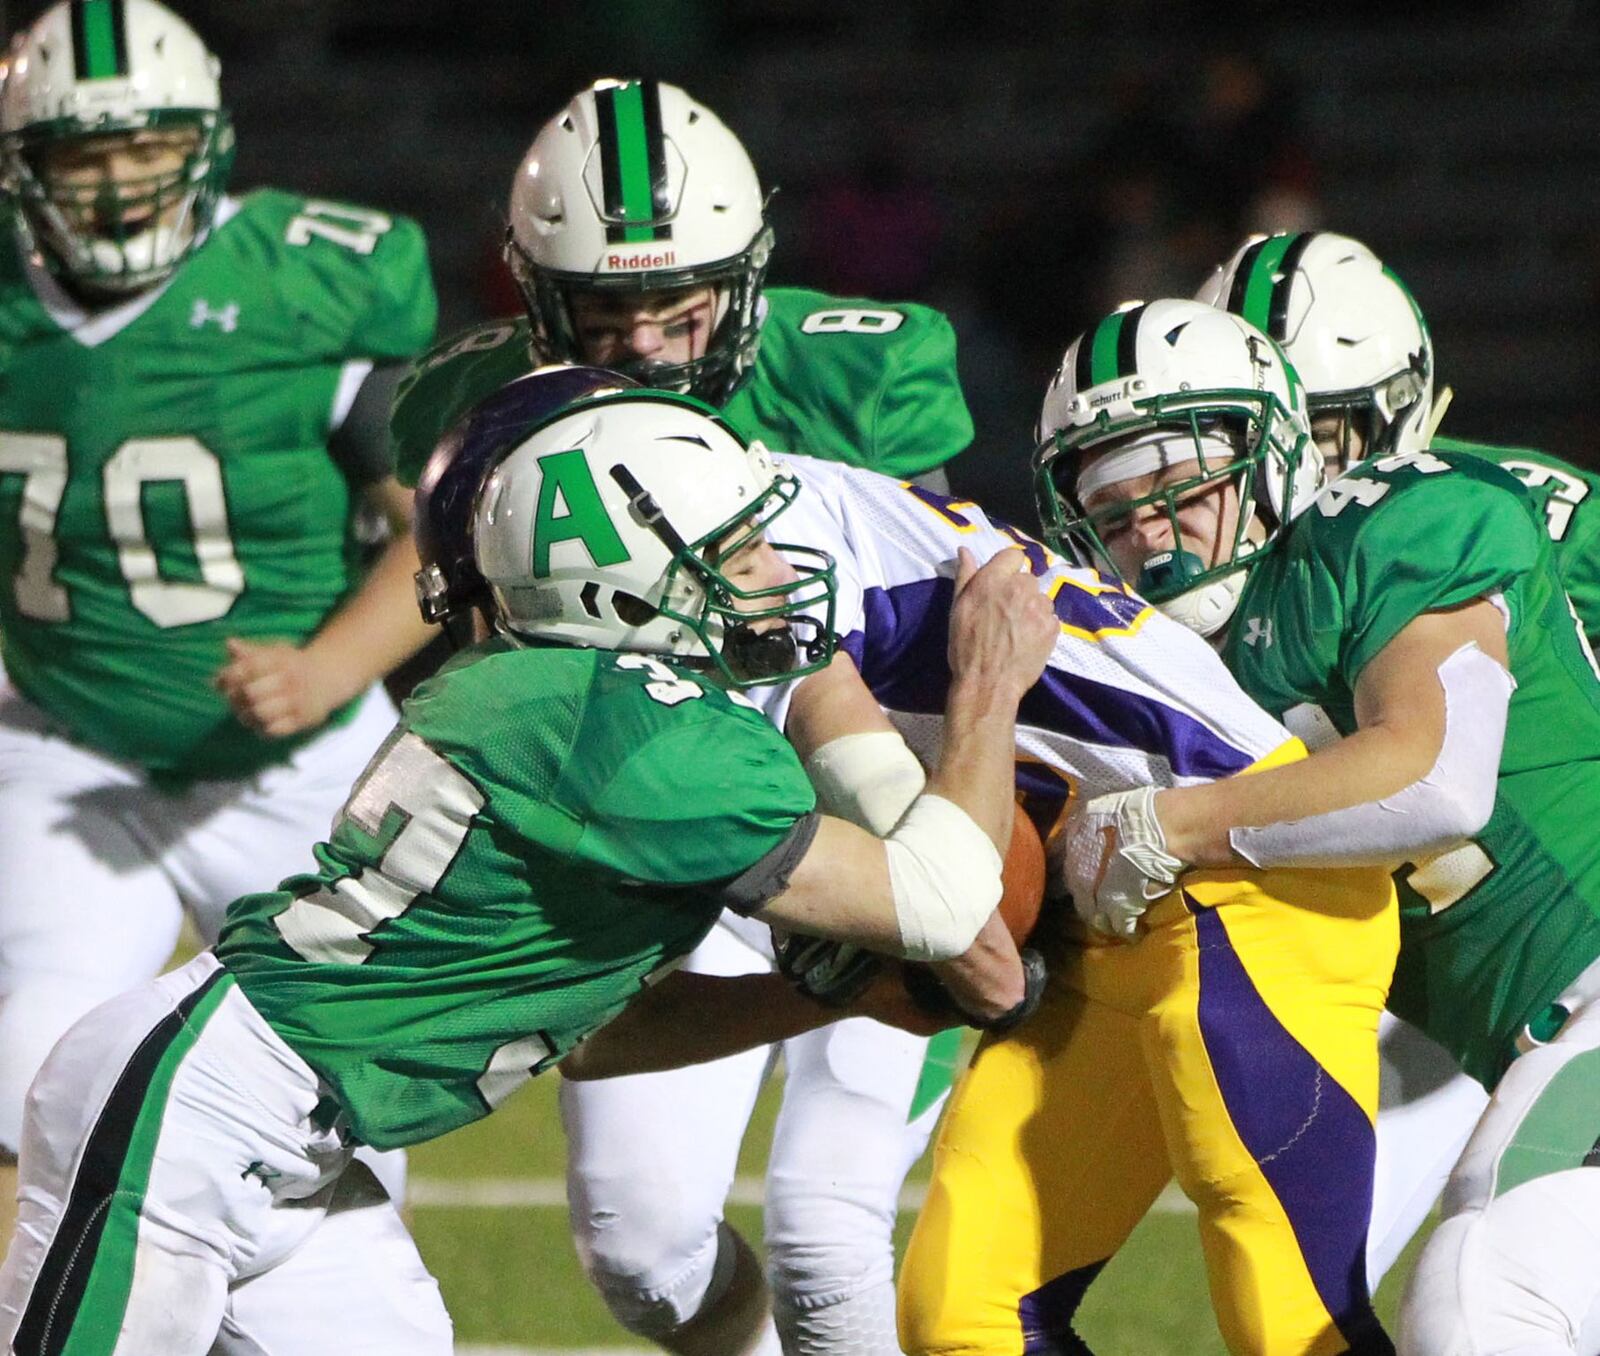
[532,449,631,577]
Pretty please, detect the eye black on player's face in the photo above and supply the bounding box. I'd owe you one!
[568,286,718,368]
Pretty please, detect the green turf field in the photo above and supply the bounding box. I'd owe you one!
[409,1066,1426,1353]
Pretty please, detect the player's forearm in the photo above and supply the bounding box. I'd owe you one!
[300,534,439,706]
[559,972,836,1080]
[926,677,1023,853]
[1163,633,1510,870]
[1157,725,1439,868]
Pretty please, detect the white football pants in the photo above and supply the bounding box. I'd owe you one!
[0,677,401,1191]
[1399,956,1600,1356]
[0,953,451,1356]
[562,914,952,1355]
[1368,1010,1490,1286]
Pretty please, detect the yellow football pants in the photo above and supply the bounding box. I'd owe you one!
[899,863,1397,1356]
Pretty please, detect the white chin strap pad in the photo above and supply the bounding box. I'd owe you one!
[1230,641,1515,869]
[803,732,926,837]
[884,794,1003,963]
[1159,567,1247,638]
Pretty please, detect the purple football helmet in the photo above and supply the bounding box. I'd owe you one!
[413,364,640,625]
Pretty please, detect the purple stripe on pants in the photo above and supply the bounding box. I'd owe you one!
[1018,1259,1103,1356]
[1193,901,1392,1354]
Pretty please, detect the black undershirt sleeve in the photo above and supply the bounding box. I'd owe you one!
[329,361,410,487]
[716,811,822,916]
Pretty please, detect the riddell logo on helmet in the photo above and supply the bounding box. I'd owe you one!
[601,248,677,271]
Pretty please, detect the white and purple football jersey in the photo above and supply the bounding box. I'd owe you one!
[761,454,1293,833]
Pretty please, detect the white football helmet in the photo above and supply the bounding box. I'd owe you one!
[474,390,835,687]
[1035,298,1321,637]
[0,0,233,295]
[1196,231,1432,470]
[505,79,772,403]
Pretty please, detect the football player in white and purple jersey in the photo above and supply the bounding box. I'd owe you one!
[738,455,1399,1356]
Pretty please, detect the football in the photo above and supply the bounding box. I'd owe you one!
[999,806,1047,946]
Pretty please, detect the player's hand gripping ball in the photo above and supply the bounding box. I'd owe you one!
[775,805,1048,1011]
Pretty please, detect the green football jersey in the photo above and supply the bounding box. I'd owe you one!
[216,639,817,1149]
[1433,434,1600,647]
[1222,449,1600,1087]
[390,285,973,486]
[0,190,436,779]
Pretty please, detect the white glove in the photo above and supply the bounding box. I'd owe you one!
[1061,786,1187,939]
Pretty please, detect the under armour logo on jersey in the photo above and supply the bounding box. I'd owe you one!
[190,299,240,333]
[1242,617,1273,648]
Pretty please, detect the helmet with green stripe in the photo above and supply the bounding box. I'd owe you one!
[473,389,836,688]
[1034,298,1320,637]
[0,0,234,297]
[506,80,772,405]
[1197,231,1432,473]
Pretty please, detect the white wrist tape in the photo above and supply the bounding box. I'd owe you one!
[804,732,927,837]
[1230,642,1513,869]
[884,794,1003,962]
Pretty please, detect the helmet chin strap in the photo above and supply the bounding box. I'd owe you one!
[1136,548,1208,599]
[1426,385,1454,440]
[721,622,798,682]
[721,613,833,684]
[612,355,692,391]
[1136,535,1257,640]
[1152,563,1248,638]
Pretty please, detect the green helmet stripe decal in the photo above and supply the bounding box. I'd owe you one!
[1236,233,1297,334]
[1072,328,1095,392]
[1087,310,1125,387]
[1224,237,1268,315]
[1077,305,1147,389]
[1116,302,1148,378]
[1268,232,1314,337]
[595,81,672,246]
[71,0,129,81]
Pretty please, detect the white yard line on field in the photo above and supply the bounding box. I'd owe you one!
[457,1348,652,1355]
[412,1176,1196,1215]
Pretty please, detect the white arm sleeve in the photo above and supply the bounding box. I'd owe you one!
[803,731,927,836]
[884,794,1004,962]
[1229,642,1514,870]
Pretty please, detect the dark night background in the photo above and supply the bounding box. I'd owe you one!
[7,0,1596,526]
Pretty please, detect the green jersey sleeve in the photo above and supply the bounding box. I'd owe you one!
[1434,435,1600,648]
[411,643,817,887]
[720,286,974,478]
[575,713,818,886]
[390,316,537,486]
[1311,451,1544,684]
[246,189,437,364]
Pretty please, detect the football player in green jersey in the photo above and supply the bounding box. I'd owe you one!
[392,79,977,1356]
[0,389,1054,1356]
[1037,297,1600,1356]
[1201,228,1600,1290]
[391,79,972,491]
[1199,227,1600,652]
[0,0,439,1243]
